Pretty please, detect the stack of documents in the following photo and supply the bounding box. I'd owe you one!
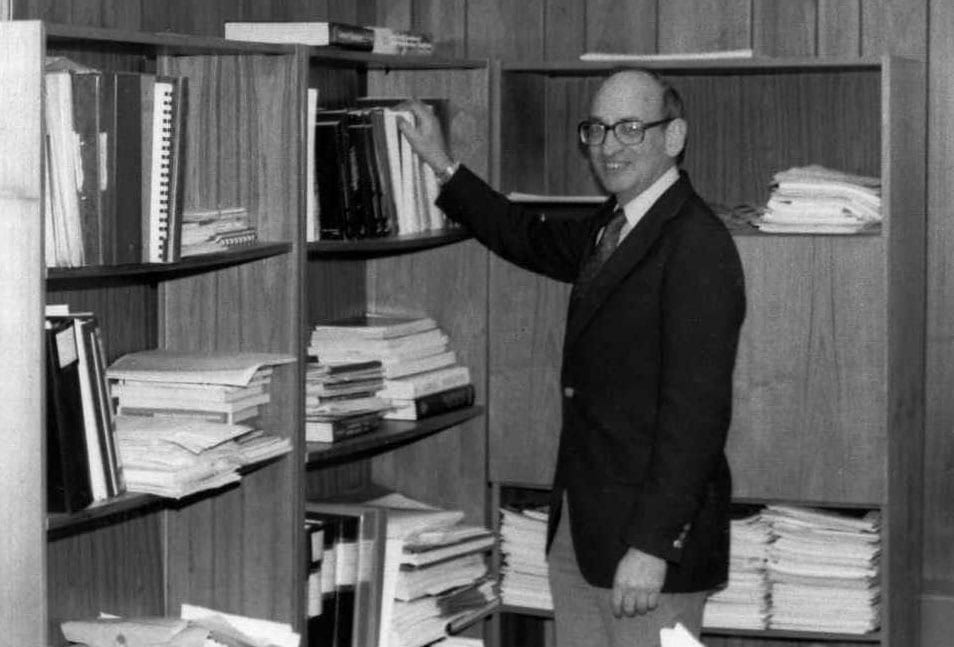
[756,165,882,234]
[498,506,552,611]
[762,504,881,634]
[703,512,772,630]
[107,350,295,497]
[365,492,498,647]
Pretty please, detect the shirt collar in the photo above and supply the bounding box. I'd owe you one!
[617,165,680,240]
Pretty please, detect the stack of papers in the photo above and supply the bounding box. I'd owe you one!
[756,165,882,234]
[364,493,498,647]
[498,507,552,611]
[107,350,295,497]
[762,504,881,634]
[703,512,772,630]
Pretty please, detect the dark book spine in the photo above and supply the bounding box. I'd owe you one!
[110,72,146,263]
[306,514,339,647]
[314,117,349,240]
[45,319,94,513]
[414,383,476,419]
[327,23,375,51]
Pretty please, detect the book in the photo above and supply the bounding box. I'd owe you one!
[377,365,471,400]
[384,383,476,421]
[311,313,437,340]
[225,21,376,50]
[314,112,352,240]
[107,350,295,386]
[118,402,262,425]
[114,389,270,413]
[380,350,457,379]
[70,69,106,266]
[306,410,383,444]
[45,318,94,513]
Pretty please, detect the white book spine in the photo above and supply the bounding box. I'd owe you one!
[378,365,471,400]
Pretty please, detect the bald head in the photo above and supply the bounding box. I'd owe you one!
[584,69,687,205]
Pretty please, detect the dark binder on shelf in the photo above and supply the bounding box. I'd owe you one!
[45,319,94,513]
[314,112,352,240]
[385,383,476,421]
[70,70,106,266]
[105,71,147,264]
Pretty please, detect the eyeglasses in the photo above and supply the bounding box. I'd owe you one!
[577,117,675,146]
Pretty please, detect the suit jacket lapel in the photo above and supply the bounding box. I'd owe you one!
[565,175,693,350]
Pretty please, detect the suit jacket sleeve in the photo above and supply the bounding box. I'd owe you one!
[436,164,603,283]
[624,206,745,563]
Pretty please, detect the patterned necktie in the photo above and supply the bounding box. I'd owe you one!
[574,207,627,296]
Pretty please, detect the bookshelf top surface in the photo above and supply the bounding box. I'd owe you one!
[502,55,886,75]
[306,47,487,70]
[44,21,296,55]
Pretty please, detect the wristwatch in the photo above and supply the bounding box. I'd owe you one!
[436,160,459,184]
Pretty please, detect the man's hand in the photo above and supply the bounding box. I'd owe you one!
[396,100,454,173]
[611,547,667,617]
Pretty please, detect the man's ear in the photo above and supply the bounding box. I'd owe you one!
[665,118,687,158]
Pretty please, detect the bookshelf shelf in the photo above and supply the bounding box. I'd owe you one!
[307,228,471,258]
[307,47,487,70]
[501,56,882,75]
[46,242,293,284]
[305,405,484,468]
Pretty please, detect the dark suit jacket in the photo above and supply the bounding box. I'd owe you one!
[437,166,746,592]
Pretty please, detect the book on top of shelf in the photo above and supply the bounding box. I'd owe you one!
[377,365,471,400]
[225,21,375,50]
[306,409,384,444]
[107,350,295,386]
[380,350,457,379]
[311,313,437,339]
[383,383,476,421]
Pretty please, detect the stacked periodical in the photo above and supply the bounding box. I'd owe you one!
[305,357,391,443]
[106,349,294,498]
[366,492,499,647]
[755,164,882,234]
[703,511,772,630]
[762,504,881,634]
[180,206,258,257]
[308,312,475,427]
[498,506,553,611]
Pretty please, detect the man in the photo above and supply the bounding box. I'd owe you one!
[400,69,746,645]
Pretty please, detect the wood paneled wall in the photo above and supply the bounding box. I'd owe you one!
[17,0,954,643]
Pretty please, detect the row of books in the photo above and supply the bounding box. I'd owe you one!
[105,349,295,499]
[306,94,451,241]
[305,313,475,443]
[305,492,498,647]
[225,21,435,56]
[45,306,125,513]
[499,502,882,636]
[44,57,188,268]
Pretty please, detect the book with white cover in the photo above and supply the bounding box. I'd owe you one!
[311,313,437,340]
[377,365,471,400]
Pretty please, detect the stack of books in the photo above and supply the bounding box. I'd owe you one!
[762,504,881,634]
[755,164,882,234]
[364,492,499,647]
[498,506,552,611]
[180,206,258,257]
[703,511,773,630]
[304,358,391,443]
[105,350,295,498]
[308,313,475,422]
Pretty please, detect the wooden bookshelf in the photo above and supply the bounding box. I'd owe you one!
[307,228,470,258]
[0,20,304,645]
[488,55,924,647]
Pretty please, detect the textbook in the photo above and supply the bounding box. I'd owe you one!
[311,313,437,340]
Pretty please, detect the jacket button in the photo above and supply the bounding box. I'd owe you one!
[563,387,575,398]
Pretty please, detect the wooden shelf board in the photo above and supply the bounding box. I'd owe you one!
[46,242,292,285]
[502,56,882,75]
[307,47,487,70]
[498,606,880,642]
[46,454,288,538]
[305,405,484,468]
[307,228,471,258]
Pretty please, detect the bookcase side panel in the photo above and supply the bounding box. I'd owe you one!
[157,52,303,623]
[882,56,926,646]
[0,20,46,646]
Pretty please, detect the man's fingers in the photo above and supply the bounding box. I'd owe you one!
[647,591,660,612]
[610,585,624,617]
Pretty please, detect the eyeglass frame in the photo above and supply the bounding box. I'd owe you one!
[577,117,675,146]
